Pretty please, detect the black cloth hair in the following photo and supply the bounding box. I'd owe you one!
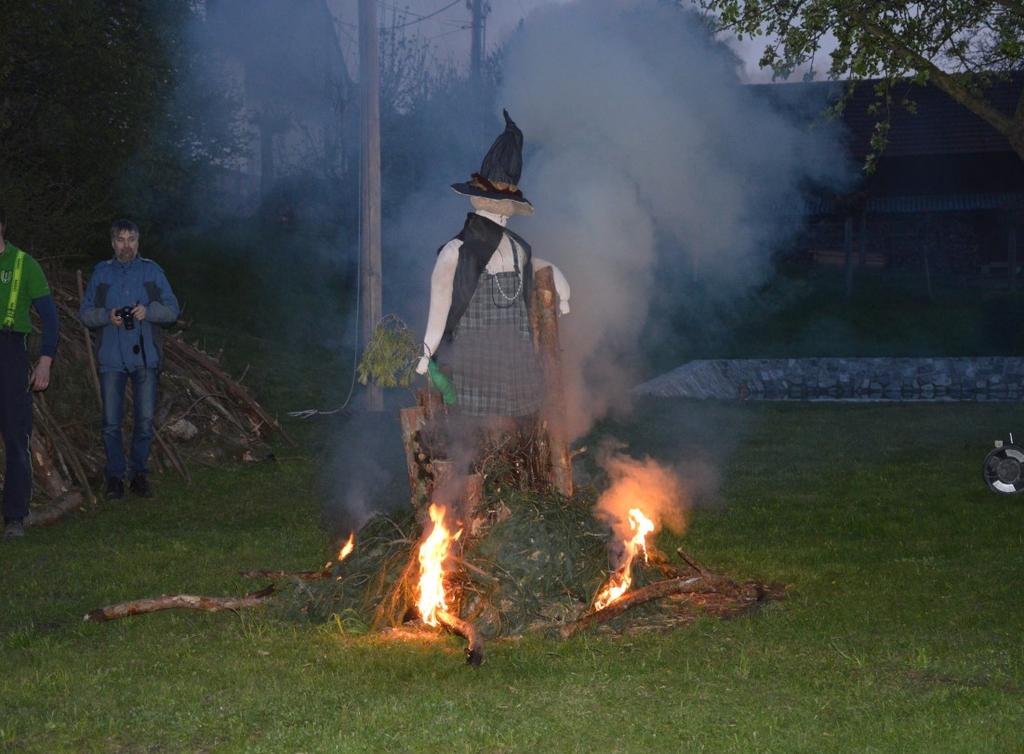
[440,212,533,341]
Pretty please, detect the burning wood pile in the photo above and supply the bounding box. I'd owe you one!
[7,266,287,526]
[83,267,781,664]
[284,445,784,666]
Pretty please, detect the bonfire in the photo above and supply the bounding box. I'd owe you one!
[83,269,782,665]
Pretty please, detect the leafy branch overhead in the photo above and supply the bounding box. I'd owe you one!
[697,1,1024,163]
[357,314,419,389]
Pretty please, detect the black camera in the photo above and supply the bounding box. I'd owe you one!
[117,305,135,330]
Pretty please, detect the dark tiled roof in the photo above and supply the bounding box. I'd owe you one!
[752,72,1023,159]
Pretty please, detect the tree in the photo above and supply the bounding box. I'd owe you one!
[205,0,354,204]
[697,1,1024,163]
[0,1,241,252]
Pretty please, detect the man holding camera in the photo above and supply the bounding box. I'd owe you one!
[80,220,179,499]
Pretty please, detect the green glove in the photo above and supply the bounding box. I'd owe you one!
[427,359,457,405]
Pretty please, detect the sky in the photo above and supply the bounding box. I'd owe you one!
[326,0,818,84]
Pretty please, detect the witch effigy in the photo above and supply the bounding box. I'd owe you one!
[81,113,784,661]
[415,110,570,420]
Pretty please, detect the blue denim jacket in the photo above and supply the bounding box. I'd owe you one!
[79,256,180,372]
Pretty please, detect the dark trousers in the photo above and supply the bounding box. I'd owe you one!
[100,368,159,479]
[0,332,32,522]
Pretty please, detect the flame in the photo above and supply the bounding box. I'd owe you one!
[416,504,462,626]
[324,532,356,570]
[337,532,355,562]
[593,507,655,611]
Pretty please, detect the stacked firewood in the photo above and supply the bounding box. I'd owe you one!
[6,267,289,527]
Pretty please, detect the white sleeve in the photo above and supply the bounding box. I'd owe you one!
[416,240,460,373]
[532,257,571,314]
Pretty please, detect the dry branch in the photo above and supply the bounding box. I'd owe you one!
[26,491,85,527]
[75,269,102,407]
[83,585,276,622]
[437,608,485,666]
[240,569,331,581]
[166,336,293,445]
[559,576,710,639]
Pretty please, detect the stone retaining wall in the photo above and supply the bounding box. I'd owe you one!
[633,357,1024,401]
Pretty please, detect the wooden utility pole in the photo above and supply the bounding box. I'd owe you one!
[468,0,490,137]
[468,0,487,85]
[359,0,383,409]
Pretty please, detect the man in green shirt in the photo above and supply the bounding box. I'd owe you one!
[0,207,59,539]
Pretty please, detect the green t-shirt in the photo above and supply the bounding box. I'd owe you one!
[0,241,51,334]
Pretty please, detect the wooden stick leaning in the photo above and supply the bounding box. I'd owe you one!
[76,269,103,408]
[37,393,96,504]
[83,585,276,623]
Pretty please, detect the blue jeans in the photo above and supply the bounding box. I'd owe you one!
[100,368,159,479]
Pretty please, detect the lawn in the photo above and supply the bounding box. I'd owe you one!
[2,400,1022,753]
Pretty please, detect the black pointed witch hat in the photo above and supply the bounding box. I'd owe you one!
[451,110,533,212]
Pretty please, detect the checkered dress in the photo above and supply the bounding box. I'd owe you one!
[440,268,543,417]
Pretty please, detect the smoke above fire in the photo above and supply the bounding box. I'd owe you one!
[595,449,690,545]
[497,0,847,437]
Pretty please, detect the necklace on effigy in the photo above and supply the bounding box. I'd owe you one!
[491,237,522,303]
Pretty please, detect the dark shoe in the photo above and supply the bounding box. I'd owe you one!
[130,474,154,498]
[105,477,125,500]
[4,519,25,539]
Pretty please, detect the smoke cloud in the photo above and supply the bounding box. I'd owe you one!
[497,0,847,437]
[595,450,690,541]
[172,1,849,531]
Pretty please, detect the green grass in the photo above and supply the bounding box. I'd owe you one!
[3,401,1023,753]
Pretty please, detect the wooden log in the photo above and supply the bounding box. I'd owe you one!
[465,473,486,537]
[437,608,484,666]
[530,267,572,496]
[417,386,442,419]
[559,576,710,639]
[400,405,429,508]
[430,459,455,504]
[83,585,276,622]
[26,490,85,527]
[29,432,69,500]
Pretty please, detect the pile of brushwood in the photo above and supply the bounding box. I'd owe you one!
[3,264,287,526]
[82,421,783,663]
[278,447,784,648]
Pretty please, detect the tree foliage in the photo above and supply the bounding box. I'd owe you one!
[0,1,240,254]
[697,0,1024,161]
